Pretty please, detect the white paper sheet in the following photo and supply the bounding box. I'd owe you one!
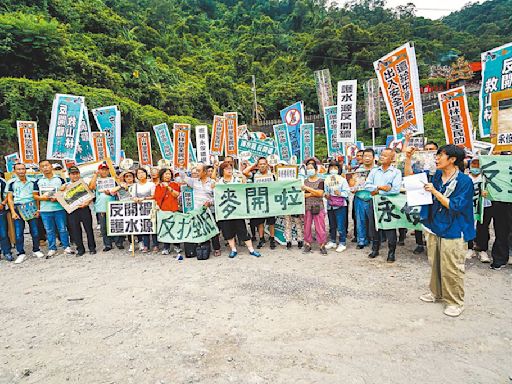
[403,173,432,206]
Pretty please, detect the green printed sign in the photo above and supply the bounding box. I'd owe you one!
[238,137,276,159]
[214,180,305,220]
[373,194,422,230]
[480,155,512,203]
[157,208,219,244]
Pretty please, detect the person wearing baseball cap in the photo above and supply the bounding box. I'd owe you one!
[63,166,96,256]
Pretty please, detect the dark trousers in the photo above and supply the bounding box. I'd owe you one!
[69,207,96,253]
[475,205,494,252]
[327,209,337,242]
[351,200,357,238]
[98,212,123,248]
[369,199,397,249]
[491,201,511,266]
[415,230,424,246]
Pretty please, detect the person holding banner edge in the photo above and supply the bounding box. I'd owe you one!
[153,168,180,256]
[405,144,474,317]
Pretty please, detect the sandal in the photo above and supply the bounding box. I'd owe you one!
[214,249,222,257]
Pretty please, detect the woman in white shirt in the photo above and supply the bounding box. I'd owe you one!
[131,168,156,253]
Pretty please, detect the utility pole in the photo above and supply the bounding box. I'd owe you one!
[251,75,260,126]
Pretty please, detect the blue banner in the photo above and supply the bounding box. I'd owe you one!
[153,123,173,161]
[189,141,197,163]
[75,106,95,164]
[47,94,85,160]
[479,42,512,138]
[273,123,292,162]
[280,101,304,158]
[300,123,315,163]
[4,153,19,173]
[92,106,121,165]
[323,106,344,158]
[238,137,276,160]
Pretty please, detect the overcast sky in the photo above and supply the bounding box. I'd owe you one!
[335,0,484,19]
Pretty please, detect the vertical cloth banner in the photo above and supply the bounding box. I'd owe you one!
[373,194,422,230]
[273,123,293,162]
[314,69,334,113]
[324,106,344,158]
[47,94,85,160]
[153,123,173,162]
[280,101,304,158]
[480,155,512,203]
[214,180,305,220]
[438,86,474,151]
[107,200,156,236]
[364,78,381,131]
[195,125,210,164]
[4,153,19,173]
[17,121,39,165]
[374,42,424,137]
[336,80,358,143]
[173,124,190,171]
[224,112,239,157]
[75,106,95,164]
[157,208,219,244]
[188,141,197,163]
[92,106,121,165]
[137,132,153,166]
[91,132,109,161]
[180,185,195,213]
[479,42,512,138]
[300,123,315,163]
[210,115,225,156]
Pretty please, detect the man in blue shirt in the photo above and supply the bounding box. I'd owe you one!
[33,159,74,258]
[405,144,475,317]
[364,148,402,263]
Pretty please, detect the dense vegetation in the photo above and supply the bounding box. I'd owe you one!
[0,0,509,161]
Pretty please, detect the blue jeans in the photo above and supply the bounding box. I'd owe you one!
[0,211,13,258]
[40,210,70,251]
[334,206,347,245]
[354,196,371,246]
[13,208,40,255]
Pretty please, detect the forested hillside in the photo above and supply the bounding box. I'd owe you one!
[0,0,509,159]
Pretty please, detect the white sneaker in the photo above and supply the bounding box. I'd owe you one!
[444,305,464,317]
[64,247,75,255]
[508,258,512,265]
[34,251,45,259]
[14,254,26,264]
[419,292,438,303]
[325,241,337,250]
[479,251,491,263]
[465,249,475,260]
[47,250,57,258]
[96,224,100,230]
[138,242,145,251]
[161,249,170,255]
[336,244,347,253]
[128,244,133,252]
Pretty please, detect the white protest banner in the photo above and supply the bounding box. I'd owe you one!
[107,200,156,236]
[96,177,116,193]
[17,121,39,165]
[195,125,210,165]
[336,80,357,143]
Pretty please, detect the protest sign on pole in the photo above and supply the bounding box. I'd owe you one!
[224,112,239,157]
[480,155,512,202]
[273,123,293,163]
[472,140,495,156]
[92,105,121,165]
[47,94,85,160]
[17,121,39,166]
[280,101,304,158]
[214,180,304,220]
[153,123,173,162]
[173,124,190,171]
[275,165,298,181]
[180,185,195,213]
[107,200,156,236]
[210,115,225,156]
[157,208,219,244]
[137,132,153,166]
[479,42,512,138]
[300,123,315,163]
[314,69,334,113]
[238,137,277,160]
[92,132,109,162]
[374,42,424,137]
[75,106,95,164]
[491,89,512,152]
[364,78,381,148]
[188,141,197,163]
[373,194,422,230]
[438,86,474,151]
[195,125,210,165]
[336,80,357,143]
[324,106,344,158]
[4,153,19,173]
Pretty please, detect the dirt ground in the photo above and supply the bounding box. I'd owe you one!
[0,232,511,384]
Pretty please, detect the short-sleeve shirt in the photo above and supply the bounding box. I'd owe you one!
[33,175,66,212]
[304,178,325,211]
[94,176,117,213]
[130,181,156,199]
[154,182,179,212]
[8,178,36,205]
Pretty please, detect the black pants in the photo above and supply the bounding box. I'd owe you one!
[351,200,357,238]
[398,228,407,242]
[475,205,494,252]
[369,199,397,249]
[414,230,424,246]
[69,207,96,252]
[327,209,337,242]
[491,201,511,266]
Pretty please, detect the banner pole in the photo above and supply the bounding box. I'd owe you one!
[131,234,135,257]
